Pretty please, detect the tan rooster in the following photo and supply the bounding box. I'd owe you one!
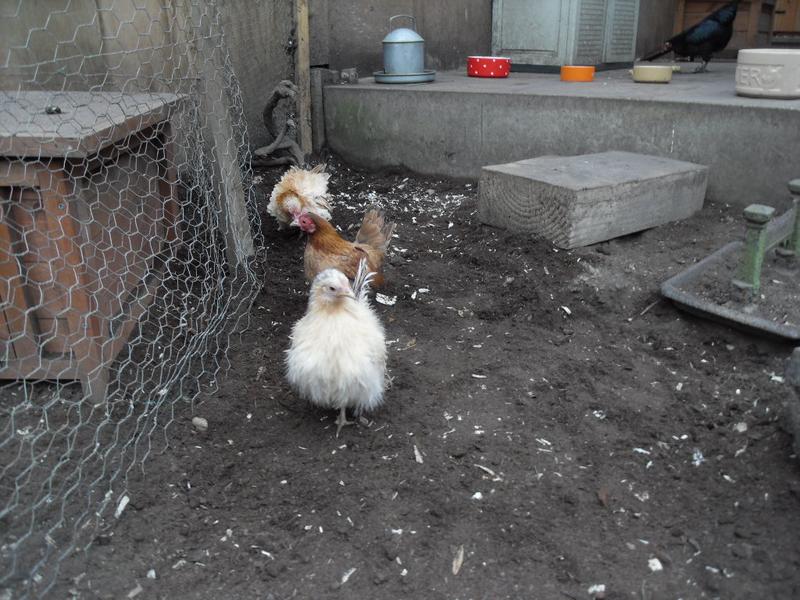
[267,164,332,228]
[296,208,395,287]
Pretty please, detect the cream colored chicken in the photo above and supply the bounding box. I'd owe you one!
[285,260,387,436]
[267,164,332,227]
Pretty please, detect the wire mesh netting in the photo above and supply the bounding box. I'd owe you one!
[0,1,262,595]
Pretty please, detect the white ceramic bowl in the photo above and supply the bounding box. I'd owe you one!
[736,49,800,99]
[630,64,673,83]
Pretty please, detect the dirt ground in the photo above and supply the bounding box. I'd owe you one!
[53,158,800,600]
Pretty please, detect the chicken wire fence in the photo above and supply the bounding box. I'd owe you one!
[0,0,263,595]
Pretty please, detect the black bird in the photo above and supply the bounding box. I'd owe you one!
[642,0,739,73]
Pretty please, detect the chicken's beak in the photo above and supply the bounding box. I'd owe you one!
[336,288,355,299]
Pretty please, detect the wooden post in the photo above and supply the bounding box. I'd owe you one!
[295,0,313,159]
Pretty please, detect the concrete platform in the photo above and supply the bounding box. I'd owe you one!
[324,64,800,208]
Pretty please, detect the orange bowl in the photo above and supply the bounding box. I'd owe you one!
[560,65,595,82]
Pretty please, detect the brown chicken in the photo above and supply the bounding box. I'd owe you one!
[297,208,395,287]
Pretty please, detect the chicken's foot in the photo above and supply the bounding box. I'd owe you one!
[335,406,354,437]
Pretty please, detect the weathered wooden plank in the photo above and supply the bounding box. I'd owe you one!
[36,167,103,361]
[0,91,183,158]
[0,357,81,381]
[0,194,38,362]
[295,0,313,158]
[0,159,39,186]
[478,151,708,249]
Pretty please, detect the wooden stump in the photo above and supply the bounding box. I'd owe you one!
[478,151,709,249]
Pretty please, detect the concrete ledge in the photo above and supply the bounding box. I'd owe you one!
[324,65,800,208]
[478,152,708,248]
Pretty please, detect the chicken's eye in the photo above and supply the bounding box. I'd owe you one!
[328,286,336,292]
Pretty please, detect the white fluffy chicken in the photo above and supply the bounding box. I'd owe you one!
[267,164,332,228]
[286,260,387,435]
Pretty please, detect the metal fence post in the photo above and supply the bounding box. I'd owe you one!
[732,204,775,296]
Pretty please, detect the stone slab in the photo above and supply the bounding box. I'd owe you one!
[478,151,708,249]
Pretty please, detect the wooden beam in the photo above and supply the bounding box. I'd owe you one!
[478,152,708,250]
[0,198,38,362]
[295,0,312,159]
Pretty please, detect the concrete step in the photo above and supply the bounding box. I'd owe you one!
[478,151,708,249]
[324,65,800,209]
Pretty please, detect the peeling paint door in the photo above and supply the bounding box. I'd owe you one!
[492,0,640,66]
[492,0,573,66]
[603,0,640,62]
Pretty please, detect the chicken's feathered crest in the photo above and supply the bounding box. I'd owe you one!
[267,164,332,225]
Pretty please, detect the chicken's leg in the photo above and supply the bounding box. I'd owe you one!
[335,406,354,437]
[693,59,710,74]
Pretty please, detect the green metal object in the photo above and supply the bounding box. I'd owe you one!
[732,204,775,296]
[776,179,800,257]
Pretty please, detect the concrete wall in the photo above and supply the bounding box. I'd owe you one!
[311,0,677,74]
[324,84,800,209]
[311,0,493,74]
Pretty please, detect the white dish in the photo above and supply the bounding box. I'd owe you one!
[736,49,800,100]
[630,64,673,83]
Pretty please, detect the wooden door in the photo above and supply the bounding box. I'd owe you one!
[492,0,574,65]
[774,0,800,31]
[676,1,776,52]
[603,0,640,62]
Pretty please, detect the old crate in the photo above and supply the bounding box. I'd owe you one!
[0,91,180,400]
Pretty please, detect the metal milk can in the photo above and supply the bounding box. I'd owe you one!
[382,15,425,74]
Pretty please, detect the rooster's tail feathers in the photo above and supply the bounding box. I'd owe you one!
[355,207,396,251]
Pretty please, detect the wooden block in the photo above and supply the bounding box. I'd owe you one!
[478,151,708,249]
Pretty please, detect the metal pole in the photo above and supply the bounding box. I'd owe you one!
[732,203,774,296]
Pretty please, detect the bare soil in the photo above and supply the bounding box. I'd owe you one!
[54,159,800,600]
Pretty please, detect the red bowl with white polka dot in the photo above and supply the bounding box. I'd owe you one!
[467,56,511,78]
